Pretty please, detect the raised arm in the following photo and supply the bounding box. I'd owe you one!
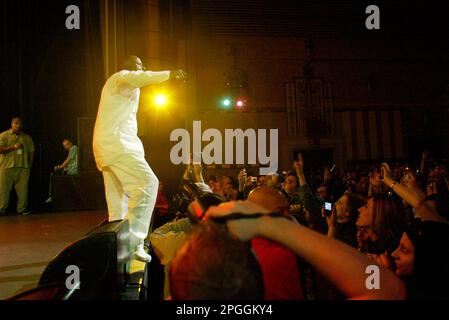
[294,154,307,186]
[118,70,171,88]
[420,151,429,178]
[117,69,187,89]
[205,201,406,300]
[381,164,448,224]
[192,163,205,184]
[294,155,325,231]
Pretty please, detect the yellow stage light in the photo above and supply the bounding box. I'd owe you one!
[154,94,168,108]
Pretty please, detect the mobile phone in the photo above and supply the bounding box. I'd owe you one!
[324,202,333,216]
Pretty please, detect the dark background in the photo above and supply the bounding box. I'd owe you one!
[1,1,104,210]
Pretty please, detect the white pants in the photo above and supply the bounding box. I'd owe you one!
[101,153,159,250]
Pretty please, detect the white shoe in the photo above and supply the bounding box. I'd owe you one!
[134,245,152,263]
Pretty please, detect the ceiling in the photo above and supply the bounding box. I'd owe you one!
[189,0,448,39]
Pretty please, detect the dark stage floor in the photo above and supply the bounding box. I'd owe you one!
[0,211,108,299]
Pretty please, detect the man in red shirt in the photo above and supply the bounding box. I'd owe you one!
[248,187,304,300]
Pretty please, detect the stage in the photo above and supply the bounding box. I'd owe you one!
[0,211,108,299]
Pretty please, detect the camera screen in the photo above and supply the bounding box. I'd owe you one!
[324,202,332,211]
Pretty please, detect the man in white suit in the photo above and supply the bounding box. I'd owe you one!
[93,55,187,262]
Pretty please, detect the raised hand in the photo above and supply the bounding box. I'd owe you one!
[370,171,382,188]
[183,154,194,180]
[323,167,331,182]
[171,69,188,81]
[322,206,336,228]
[380,162,393,182]
[401,170,418,189]
[238,169,247,185]
[192,162,203,175]
[293,153,304,173]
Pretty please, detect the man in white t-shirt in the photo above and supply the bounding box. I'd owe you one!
[93,55,187,263]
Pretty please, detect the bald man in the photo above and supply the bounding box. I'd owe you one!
[247,186,291,215]
[247,187,305,300]
[93,55,187,262]
[0,118,35,215]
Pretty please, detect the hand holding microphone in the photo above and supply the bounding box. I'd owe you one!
[170,69,188,81]
[14,143,23,150]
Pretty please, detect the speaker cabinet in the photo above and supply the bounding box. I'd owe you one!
[38,220,131,300]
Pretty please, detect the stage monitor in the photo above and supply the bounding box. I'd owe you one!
[37,220,131,300]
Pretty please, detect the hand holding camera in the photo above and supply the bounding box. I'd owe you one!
[399,167,419,189]
[322,203,336,228]
[323,202,333,216]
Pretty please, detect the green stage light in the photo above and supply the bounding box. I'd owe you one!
[221,97,232,108]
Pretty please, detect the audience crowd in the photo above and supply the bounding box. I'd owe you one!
[150,151,449,300]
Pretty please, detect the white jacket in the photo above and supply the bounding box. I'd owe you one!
[93,70,170,170]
